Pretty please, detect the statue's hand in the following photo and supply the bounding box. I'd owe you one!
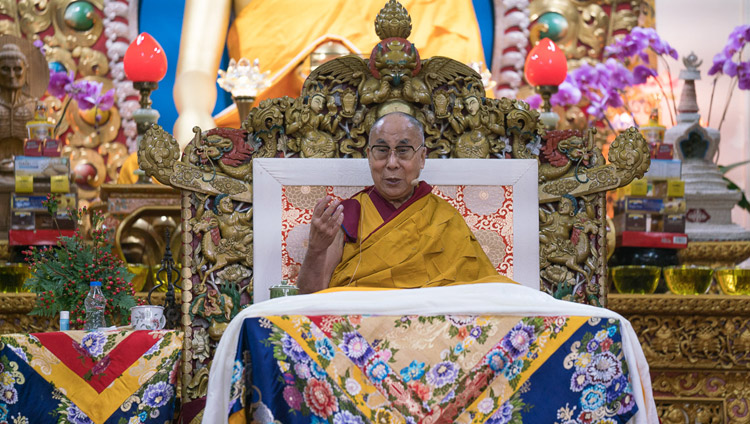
[174,109,216,150]
[308,196,344,253]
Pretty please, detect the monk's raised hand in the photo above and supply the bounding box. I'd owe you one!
[308,196,344,253]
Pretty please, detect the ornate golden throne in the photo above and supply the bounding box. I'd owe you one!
[137,0,649,417]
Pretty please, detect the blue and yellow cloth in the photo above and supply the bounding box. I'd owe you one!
[228,313,637,423]
[0,329,181,424]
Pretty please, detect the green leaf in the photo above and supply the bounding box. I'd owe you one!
[448,326,459,338]
[719,159,750,174]
[724,176,750,214]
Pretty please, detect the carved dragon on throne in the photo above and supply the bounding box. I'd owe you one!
[136,0,650,408]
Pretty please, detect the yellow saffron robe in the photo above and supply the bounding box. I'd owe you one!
[215,0,488,128]
[329,189,512,289]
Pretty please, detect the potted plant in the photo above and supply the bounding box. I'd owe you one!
[23,194,138,329]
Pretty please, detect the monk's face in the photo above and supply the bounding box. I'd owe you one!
[367,114,426,207]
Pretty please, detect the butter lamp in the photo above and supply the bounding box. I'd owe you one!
[524,38,567,128]
[124,33,168,183]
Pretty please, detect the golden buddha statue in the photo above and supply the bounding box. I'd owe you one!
[172,0,489,148]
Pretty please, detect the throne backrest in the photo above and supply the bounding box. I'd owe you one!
[253,158,539,302]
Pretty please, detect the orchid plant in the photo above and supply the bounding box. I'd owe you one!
[707,24,750,131]
[707,24,750,215]
[47,71,115,138]
[526,27,679,131]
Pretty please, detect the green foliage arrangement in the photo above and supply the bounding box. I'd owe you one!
[23,194,138,329]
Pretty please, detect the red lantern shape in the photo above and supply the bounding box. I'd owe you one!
[524,38,567,87]
[124,33,168,83]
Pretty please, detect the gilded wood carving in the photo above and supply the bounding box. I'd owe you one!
[138,0,649,405]
[610,294,750,423]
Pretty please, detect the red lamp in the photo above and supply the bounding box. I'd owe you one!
[124,33,168,82]
[124,32,168,183]
[524,38,567,123]
[124,33,168,110]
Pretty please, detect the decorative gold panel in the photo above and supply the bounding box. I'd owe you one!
[609,294,750,423]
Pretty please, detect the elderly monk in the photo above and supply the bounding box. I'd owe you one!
[297,112,508,293]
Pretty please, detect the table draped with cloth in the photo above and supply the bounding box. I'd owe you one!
[204,284,658,423]
[0,329,182,424]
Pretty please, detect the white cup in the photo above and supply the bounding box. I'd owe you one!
[130,305,166,330]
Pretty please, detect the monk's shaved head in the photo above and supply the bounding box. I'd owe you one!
[369,112,424,146]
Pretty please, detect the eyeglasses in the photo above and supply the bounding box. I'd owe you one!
[368,144,424,161]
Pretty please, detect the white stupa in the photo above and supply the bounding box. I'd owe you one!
[663,53,750,249]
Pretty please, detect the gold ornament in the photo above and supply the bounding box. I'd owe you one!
[374,0,411,40]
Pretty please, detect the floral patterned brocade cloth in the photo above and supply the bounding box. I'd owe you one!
[0,330,182,424]
[228,315,637,423]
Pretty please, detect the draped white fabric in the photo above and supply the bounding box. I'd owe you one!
[204,283,658,423]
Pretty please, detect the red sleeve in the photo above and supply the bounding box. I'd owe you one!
[340,198,361,243]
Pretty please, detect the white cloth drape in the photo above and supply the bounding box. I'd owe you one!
[203,283,658,423]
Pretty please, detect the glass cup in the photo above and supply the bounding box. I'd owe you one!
[715,268,750,295]
[269,281,299,299]
[663,265,714,295]
[611,265,661,294]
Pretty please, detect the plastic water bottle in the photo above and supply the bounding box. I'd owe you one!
[84,281,106,331]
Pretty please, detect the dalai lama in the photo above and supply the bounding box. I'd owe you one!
[297,112,513,293]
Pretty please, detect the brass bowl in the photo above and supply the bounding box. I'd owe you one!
[611,265,660,294]
[715,268,750,295]
[0,263,30,293]
[663,266,713,295]
[127,264,150,292]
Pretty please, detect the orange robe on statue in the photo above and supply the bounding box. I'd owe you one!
[329,182,509,289]
[215,0,487,128]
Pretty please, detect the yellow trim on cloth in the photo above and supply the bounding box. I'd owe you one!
[268,314,589,423]
[270,316,382,420]
[18,331,182,424]
[329,192,507,289]
[463,316,590,422]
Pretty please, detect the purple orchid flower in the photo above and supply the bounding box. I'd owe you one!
[725,26,748,54]
[47,71,115,111]
[723,60,739,77]
[709,25,750,78]
[32,39,47,56]
[738,62,750,90]
[632,65,658,84]
[78,84,115,111]
[97,89,116,110]
[607,26,678,61]
[707,24,750,130]
[708,51,729,76]
[48,71,74,100]
[571,63,599,88]
[603,87,624,109]
[603,59,634,90]
[550,80,581,106]
[70,80,103,110]
[523,94,542,109]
